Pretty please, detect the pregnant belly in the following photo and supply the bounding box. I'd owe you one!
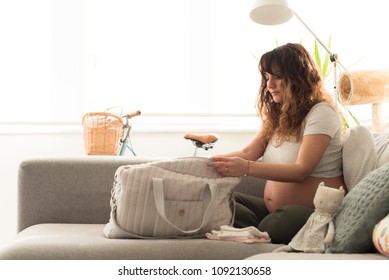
[264,176,345,212]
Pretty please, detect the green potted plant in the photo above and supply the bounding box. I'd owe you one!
[311,37,360,129]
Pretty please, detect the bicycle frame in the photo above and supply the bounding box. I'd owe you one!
[117,111,141,156]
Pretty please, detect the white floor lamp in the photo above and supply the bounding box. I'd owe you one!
[249,0,349,102]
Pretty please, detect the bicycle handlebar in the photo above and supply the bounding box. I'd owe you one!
[123,111,141,119]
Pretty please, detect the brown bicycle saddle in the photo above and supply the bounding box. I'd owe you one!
[184,133,218,144]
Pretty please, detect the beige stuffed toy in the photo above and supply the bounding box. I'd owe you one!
[273,182,345,253]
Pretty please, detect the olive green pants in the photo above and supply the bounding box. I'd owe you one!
[233,192,314,244]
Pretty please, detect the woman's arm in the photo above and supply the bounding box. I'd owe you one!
[208,134,331,182]
[211,129,267,161]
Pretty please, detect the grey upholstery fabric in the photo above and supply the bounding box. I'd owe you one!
[245,252,387,260]
[0,224,281,260]
[17,156,159,231]
[17,156,264,232]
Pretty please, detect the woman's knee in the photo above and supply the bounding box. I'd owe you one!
[233,203,260,228]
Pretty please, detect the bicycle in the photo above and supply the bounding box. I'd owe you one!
[118,114,219,157]
[104,107,217,157]
[117,110,141,156]
[83,108,219,157]
[82,108,141,156]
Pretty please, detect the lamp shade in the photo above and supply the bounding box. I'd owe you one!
[249,0,293,25]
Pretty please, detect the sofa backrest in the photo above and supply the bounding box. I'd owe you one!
[17,156,264,232]
[17,157,155,232]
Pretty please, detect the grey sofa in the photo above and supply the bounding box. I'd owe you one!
[0,156,282,260]
[0,130,388,260]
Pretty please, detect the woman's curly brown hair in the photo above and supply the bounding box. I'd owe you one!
[256,43,335,147]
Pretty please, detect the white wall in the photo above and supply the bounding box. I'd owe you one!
[0,124,255,247]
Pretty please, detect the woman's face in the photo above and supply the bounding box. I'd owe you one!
[265,72,284,104]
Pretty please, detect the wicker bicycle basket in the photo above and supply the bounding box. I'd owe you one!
[82,112,123,155]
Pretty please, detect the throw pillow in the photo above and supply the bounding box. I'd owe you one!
[372,214,389,257]
[373,132,389,167]
[342,126,377,191]
[325,163,389,254]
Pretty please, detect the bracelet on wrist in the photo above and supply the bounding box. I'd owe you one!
[244,160,250,177]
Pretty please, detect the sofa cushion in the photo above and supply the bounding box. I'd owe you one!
[342,126,377,191]
[0,224,282,260]
[245,252,386,260]
[326,163,389,253]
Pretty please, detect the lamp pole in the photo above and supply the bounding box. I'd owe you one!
[292,11,349,102]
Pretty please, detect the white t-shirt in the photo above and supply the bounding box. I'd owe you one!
[262,102,343,178]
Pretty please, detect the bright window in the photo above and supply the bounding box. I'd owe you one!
[1,0,388,125]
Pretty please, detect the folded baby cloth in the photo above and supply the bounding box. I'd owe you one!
[206,225,271,244]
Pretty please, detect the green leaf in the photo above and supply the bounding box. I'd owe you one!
[313,40,322,71]
[344,106,361,126]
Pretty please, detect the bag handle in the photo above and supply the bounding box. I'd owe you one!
[152,178,217,235]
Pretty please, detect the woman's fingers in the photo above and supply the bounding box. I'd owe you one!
[208,157,243,177]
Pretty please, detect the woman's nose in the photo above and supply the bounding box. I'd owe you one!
[267,77,275,88]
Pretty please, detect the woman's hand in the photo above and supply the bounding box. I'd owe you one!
[208,156,249,177]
